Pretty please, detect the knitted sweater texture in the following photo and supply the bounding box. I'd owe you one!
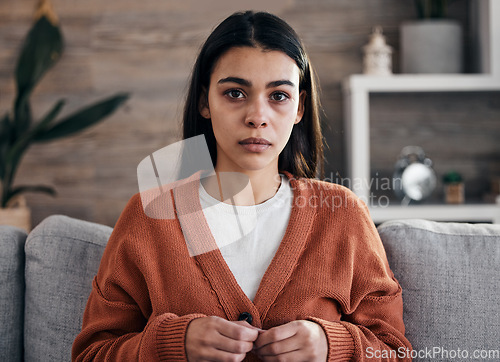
[72,173,412,361]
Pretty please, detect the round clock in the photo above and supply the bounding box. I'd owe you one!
[393,146,437,205]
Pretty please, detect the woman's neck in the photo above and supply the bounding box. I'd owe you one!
[202,167,282,206]
[243,168,282,205]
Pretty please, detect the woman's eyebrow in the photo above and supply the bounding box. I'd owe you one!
[217,77,251,87]
[266,80,295,88]
[217,77,296,89]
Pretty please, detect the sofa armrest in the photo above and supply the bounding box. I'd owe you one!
[0,226,27,361]
[24,215,112,361]
[378,219,500,359]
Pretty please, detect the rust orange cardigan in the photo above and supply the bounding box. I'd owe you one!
[72,173,412,361]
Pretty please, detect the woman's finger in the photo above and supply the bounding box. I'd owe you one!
[253,321,298,349]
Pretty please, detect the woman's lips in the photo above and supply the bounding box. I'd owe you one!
[239,138,271,153]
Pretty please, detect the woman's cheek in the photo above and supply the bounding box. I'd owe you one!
[275,101,297,116]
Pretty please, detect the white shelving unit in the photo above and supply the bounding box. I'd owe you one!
[369,202,500,224]
[342,0,500,223]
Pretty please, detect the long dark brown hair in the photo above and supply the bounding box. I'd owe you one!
[182,11,323,178]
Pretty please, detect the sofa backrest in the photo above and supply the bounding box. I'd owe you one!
[3,215,500,361]
[24,215,112,362]
[0,225,27,361]
[379,219,500,361]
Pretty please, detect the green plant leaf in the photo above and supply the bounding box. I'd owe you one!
[415,0,424,18]
[13,96,32,139]
[36,99,66,132]
[414,0,448,19]
[0,113,11,146]
[34,93,129,142]
[15,16,63,98]
[5,99,66,168]
[0,113,12,180]
[443,171,463,183]
[2,99,65,206]
[14,15,63,135]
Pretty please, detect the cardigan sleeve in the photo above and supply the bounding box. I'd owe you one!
[72,278,206,361]
[71,194,206,361]
[308,195,412,362]
[308,289,411,362]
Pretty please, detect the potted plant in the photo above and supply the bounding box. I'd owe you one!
[0,0,129,231]
[443,171,464,204]
[400,0,463,73]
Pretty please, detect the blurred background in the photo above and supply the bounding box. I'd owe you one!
[1,0,499,227]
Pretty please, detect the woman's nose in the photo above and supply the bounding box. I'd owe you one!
[245,98,268,128]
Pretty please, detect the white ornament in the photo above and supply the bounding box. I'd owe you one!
[363,26,393,75]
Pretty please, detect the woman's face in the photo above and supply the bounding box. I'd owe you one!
[200,46,305,174]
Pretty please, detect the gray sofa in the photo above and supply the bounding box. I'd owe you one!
[1,215,499,361]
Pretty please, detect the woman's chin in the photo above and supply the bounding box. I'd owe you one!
[216,151,279,174]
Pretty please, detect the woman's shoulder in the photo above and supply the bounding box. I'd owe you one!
[104,190,183,262]
[115,192,147,223]
[107,193,149,242]
[284,172,370,219]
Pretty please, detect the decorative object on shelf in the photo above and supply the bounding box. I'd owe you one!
[0,0,129,230]
[400,0,463,73]
[443,171,464,204]
[362,26,393,76]
[492,177,500,196]
[393,146,437,206]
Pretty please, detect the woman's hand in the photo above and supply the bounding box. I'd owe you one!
[186,316,260,362]
[253,320,328,361]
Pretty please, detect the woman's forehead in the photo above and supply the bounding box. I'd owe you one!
[211,46,300,86]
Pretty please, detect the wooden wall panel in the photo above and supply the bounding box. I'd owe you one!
[2,0,496,228]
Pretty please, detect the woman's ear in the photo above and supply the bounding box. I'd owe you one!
[199,88,211,119]
[295,90,306,124]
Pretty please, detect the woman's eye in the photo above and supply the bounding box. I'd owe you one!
[270,92,289,102]
[225,89,245,99]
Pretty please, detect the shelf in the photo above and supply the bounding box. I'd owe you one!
[342,0,500,224]
[344,74,500,93]
[370,203,500,224]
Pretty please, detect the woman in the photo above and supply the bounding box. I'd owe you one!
[73,11,411,361]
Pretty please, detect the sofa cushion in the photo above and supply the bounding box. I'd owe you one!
[0,225,27,361]
[24,215,112,362]
[378,219,500,360]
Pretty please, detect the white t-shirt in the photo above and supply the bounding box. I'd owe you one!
[199,175,293,301]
